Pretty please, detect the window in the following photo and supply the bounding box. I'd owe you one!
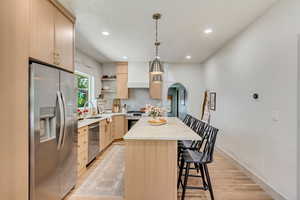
[76,71,94,108]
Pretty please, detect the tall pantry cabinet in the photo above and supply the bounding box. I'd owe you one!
[1,0,75,199]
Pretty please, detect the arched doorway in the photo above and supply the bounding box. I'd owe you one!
[167,83,187,120]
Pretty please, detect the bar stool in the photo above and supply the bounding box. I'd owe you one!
[178,119,207,165]
[178,125,219,200]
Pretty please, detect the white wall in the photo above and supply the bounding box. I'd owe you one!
[163,63,205,119]
[102,63,116,76]
[75,49,103,99]
[202,0,299,199]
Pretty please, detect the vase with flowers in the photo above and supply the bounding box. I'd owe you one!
[77,108,88,120]
[145,104,167,125]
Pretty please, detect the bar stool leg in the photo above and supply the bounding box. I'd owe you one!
[177,149,181,166]
[199,164,207,190]
[203,164,214,200]
[181,162,190,200]
[177,158,185,189]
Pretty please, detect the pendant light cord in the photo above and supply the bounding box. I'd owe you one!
[155,18,159,58]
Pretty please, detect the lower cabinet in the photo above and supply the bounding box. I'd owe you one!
[99,119,113,152]
[77,126,88,177]
[124,118,128,134]
[77,115,128,177]
[112,115,126,140]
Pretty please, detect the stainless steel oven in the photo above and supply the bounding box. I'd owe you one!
[128,119,139,130]
[88,123,100,164]
[127,111,144,130]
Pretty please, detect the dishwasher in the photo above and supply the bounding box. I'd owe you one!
[88,122,100,164]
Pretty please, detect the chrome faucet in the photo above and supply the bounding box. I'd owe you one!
[83,100,96,117]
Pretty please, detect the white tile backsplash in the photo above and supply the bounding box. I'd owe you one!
[122,88,162,111]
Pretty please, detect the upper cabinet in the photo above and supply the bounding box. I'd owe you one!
[116,62,128,74]
[116,62,128,99]
[149,73,162,99]
[54,9,74,71]
[30,0,55,65]
[30,0,75,72]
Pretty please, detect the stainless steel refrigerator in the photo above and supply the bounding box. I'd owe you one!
[29,62,77,200]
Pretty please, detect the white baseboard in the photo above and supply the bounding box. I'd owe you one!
[216,147,287,200]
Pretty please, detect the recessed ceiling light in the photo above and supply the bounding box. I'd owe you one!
[102,31,110,36]
[185,55,192,60]
[122,56,128,59]
[204,28,213,34]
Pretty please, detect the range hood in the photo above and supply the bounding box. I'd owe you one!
[128,62,149,88]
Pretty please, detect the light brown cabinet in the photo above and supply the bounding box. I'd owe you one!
[149,73,162,99]
[99,119,113,152]
[54,9,74,71]
[30,0,55,64]
[124,118,128,133]
[116,63,128,99]
[30,0,75,72]
[112,115,126,140]
[116,62,128,74]
[77,126,88,177]
[116,73,128,99]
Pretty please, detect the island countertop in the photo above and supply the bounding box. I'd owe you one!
[123,117,201,141]
[78,112,126,128]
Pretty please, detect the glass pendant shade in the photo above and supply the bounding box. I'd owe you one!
[152,74,163,83]
[150,58,164,75]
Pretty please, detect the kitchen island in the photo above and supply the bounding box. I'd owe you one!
[123,117,201,200]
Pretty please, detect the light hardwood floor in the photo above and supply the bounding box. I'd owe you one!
[66,142,273,200]
[178,152,273,200]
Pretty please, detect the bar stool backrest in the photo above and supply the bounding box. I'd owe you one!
[184,115,196,128]
[183,114,192,124]
[198,125,219,163]
[193,120,207,137]
[190,119,198,131]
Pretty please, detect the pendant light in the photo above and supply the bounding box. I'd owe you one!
[150,13,164,75]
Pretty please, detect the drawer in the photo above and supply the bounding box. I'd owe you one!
[78,127,88,136]
[78,131,88,143]
[77,136,85,148]
[77,141,88,154]
[78,151,88,165]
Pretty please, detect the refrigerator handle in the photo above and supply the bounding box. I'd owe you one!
[60,92,67,149]
[57,91,65,150]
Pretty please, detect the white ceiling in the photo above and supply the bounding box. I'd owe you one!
[59,0,278,63]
